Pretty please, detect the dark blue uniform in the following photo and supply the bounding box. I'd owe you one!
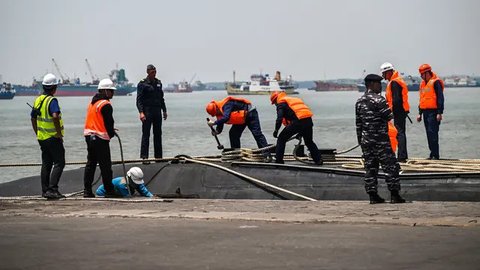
[419,81,444,159]
[214,100,268,149]
[136,77,166,159]
[274,102,322,164]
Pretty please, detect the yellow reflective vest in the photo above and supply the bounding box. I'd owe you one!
[33,94,64,141]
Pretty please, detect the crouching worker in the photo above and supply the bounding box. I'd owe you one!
[270,91,323,165]
[96,167,153,198]
[206,96,269,150]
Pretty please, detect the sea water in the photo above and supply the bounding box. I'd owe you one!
[1,88,479,183]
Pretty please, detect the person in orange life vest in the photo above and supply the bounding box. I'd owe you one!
[82,79,119,198]
[270,91,323,165]
[388,121,398,153]
[416,64,445,160]
[380,62,410,162]
[206,96,269,149]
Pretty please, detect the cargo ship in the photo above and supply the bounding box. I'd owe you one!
[309,80,358,92]
[13,67,136,96]
[357,75,420,92]
[444,76,478,87]
[0,82,15,99]
[163,80,193,93]
[226,71,298,95]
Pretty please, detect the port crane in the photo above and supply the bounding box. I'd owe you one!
[188,73,197,85]
[51,58,70,84]
[85,59,100,84]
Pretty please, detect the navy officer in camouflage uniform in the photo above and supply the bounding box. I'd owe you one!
[355,74,406,204]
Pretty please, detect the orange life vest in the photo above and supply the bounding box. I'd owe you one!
[388,121,398,153]
[419,72,444,110]
[215,96,252,125]
[84,99,112,141]
[278,96,313,126]
[385,71,410,112]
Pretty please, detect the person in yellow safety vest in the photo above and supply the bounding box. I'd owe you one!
[206,96,269,150]
[82,79,119,198]
[416,64,445,160]
[380,62,410,162]
[30,73,66,199]
[270,91,323,165]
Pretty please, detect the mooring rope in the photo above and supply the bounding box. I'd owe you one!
[180,157,317,201]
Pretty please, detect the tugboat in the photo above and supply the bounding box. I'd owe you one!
[0,82,16,100]
[226,71,298,95]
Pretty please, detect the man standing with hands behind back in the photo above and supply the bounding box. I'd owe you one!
[416,64,444,160]
[136,64,167,163]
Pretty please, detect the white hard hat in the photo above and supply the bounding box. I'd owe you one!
[42,73,58,86]
[380,62,394,73]
[127,167,144,184]
[98,78,116,90]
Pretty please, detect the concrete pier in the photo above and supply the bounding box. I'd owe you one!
[1,198,479,269]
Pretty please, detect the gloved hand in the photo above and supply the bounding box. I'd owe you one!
[207,120,215,127]
[273,130,278,138]
[211,130,219,136]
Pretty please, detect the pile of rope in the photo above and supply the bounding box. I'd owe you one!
[328,156,480,173]
[220,145,275,162]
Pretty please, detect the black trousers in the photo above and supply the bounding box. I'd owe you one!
[141,107,163,159]
[38,137,65,193]
[275,118,321,164]
[394,114,408,160]
[228,109,268,149]
[83,136,114,194]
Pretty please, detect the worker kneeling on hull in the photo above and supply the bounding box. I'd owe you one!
[96,167,153,198]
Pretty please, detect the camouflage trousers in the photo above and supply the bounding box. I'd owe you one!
[361,142,401,193]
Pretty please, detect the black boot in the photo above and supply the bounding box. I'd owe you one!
[314,158,324,166]
[390,190,406,204]
[83,189,95,198]
[368,192,385,204]
[368,191,385,204]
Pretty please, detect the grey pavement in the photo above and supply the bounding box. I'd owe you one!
[0,199,479,269]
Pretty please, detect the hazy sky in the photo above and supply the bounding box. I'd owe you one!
[1,0,479,85]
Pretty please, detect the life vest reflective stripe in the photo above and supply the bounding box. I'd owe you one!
[277,96,313,122]
[419,72,444,110]
[34,94,64,141]
[215,96,252,125]
[385,71,410,112]
[83,99,111,141]
[388,121,398,153]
